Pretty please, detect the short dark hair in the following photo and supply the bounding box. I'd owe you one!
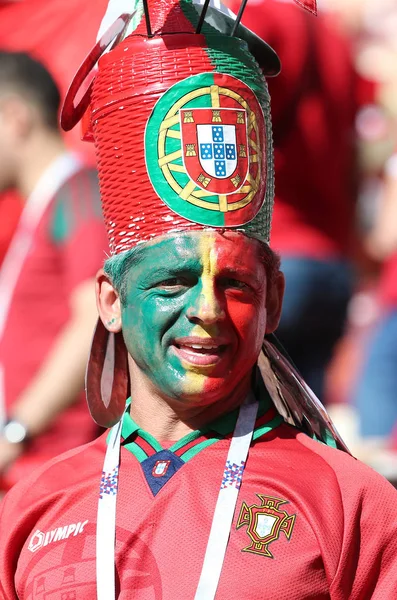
[0,51,60,130]
[104,237,281,305]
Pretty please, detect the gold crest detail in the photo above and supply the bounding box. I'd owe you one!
[231,174,242,188]
[185,143,196,157]
[197,173,211,187]
[236,495,296,558]
[183,111,194,123]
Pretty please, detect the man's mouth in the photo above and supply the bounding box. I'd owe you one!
[171,338,228,366]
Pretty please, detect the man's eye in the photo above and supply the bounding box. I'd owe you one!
[157,277,188,289]
[222,278,250,291]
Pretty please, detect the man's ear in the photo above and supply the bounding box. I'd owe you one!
[265,271,285,334]
[96,268,122,333]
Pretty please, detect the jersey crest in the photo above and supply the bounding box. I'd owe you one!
[236,494,296,558]
[152,460,171,477]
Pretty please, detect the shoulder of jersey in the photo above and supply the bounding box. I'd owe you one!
[2,433,106,506]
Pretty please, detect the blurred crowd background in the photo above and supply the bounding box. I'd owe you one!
[1,0,397,495]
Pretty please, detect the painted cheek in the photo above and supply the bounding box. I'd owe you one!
[215,235,267,350]
[121,300,152,368]
[231,305,266,367]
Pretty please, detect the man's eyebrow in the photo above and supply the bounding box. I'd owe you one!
[219,267,263,285]
[142,267,180,280]
[139,260,200,280]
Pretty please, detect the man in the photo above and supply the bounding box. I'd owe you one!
[0,1,396,599]
[0,52,108,491]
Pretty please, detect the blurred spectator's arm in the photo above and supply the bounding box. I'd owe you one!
[366,155,397,260]
[0,168,107,474]
[0,278,98,473]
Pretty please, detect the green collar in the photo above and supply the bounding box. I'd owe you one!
[119,384,283,464]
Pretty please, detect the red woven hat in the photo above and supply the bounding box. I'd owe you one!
[61,0,286,254]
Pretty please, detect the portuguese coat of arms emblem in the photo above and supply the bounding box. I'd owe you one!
[145,72,268,228]
[236,494,296,558]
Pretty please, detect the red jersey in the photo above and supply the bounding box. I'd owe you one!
[1,398,396,599]
[0,166,108,490]
[0,191,21,267]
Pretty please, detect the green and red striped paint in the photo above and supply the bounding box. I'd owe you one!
[118,230,276,408]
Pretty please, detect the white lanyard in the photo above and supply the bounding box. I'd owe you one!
[96,394,258,600]
[96,419,122,598]
[0,153,82,426]
[194,393,258,599]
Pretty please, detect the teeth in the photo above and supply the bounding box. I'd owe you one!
[188,344,218,350]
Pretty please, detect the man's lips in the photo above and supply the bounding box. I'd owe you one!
[171,337,229,366]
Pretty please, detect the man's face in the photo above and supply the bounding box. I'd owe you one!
[118,231,280,405]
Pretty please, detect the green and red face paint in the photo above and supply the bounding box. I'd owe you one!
[120,231,268,403]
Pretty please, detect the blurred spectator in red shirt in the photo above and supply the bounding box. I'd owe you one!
[0,52,108,492]
[233,0,370,399]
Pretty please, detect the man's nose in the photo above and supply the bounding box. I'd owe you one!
[186,277,225,325]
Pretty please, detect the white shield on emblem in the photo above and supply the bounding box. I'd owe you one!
[197,124,237,179]
[154,461,167,475]
[255,514,277,538]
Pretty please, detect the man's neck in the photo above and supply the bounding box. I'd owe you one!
[16,132,67,199]
[128,365,253,442]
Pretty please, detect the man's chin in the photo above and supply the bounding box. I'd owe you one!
[170,376,250,407]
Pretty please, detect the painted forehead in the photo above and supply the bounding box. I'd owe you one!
[129,232,264,274]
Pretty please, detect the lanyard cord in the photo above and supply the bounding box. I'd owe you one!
[96,420,122,599]
[96,394,258,600]
[194,392,258,599]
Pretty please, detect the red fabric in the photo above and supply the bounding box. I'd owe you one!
[1,425,397,598]
[0,191,21,266]
[378,253,397,308]
[234,0,372,259]
[0,168,108,491]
